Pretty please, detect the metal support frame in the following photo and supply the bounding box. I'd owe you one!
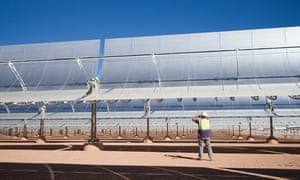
[23,124,28,138]
[164,117,171,140]
[23,118,28,138]
[175,122,181,139]
[265,98,278,143]
[247,117,254,140]
[90,101,98,143]
[144,100,152,142]
[8,61,27,91]
[238,122,241,138]
[146,118,150,138]
[135,127,138,137]
[249,119,252,137]
[269,116,274,138]
[65,126,69,137]
[39,104,46,140]
[118,126,122,137]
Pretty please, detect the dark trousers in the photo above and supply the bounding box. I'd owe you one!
[198,137,214,160]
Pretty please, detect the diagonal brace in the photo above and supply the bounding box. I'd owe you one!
[8,61,27,91]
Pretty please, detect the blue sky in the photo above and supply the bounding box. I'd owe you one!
[0,0,300,46]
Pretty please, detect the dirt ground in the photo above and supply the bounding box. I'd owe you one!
[0,142,299,179]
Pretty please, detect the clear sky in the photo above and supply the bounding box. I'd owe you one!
[0,0,300,46]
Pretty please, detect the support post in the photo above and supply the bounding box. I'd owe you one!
[167,123,169,137]
[238,123,241,137]
[15,127,19,137]
[64,126,68,138]
[135,127,138,137]
[146,118,150,137]
[90,101,98,143]
[249,121,252,137]
[266,98,278,144]
[164,117,171,140]
[117,126,122,139]
[247,117,255,141]
[267,116,278,143]
[144,117,153,143]
[82,102,100,150]
[39,119,45,139]
[84,100,102,150]
[35,119,46,143]
[143,100,152,143]
[175,123,181,139]
[23,124,28,138]
[238,122,243,139]
[270,116,273,138]
[36,104,46,143]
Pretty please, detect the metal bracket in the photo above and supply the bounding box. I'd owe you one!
[8,61,27,91]
[144,99,151,116]
[38,104,46,119]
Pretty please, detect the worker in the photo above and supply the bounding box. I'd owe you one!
[192,112,214,160]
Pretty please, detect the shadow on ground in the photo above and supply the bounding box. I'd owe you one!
[0,162,298,180]
[0,144,299,154]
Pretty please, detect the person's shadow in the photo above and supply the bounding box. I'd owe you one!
[164,154,211,161]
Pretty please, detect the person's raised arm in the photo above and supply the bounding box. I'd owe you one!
[192,114,201,122]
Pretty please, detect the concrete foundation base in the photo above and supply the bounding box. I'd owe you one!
[144,137,153,143]
[164,137,171,141]
[267,137,279,144]
[35,138,46,144]
[83,142,103,151]
[20,137,28,141]
[247,136,255,141]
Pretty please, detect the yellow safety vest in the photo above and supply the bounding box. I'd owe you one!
[198,118,210,130]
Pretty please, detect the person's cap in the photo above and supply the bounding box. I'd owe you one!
[201,112,208,117]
